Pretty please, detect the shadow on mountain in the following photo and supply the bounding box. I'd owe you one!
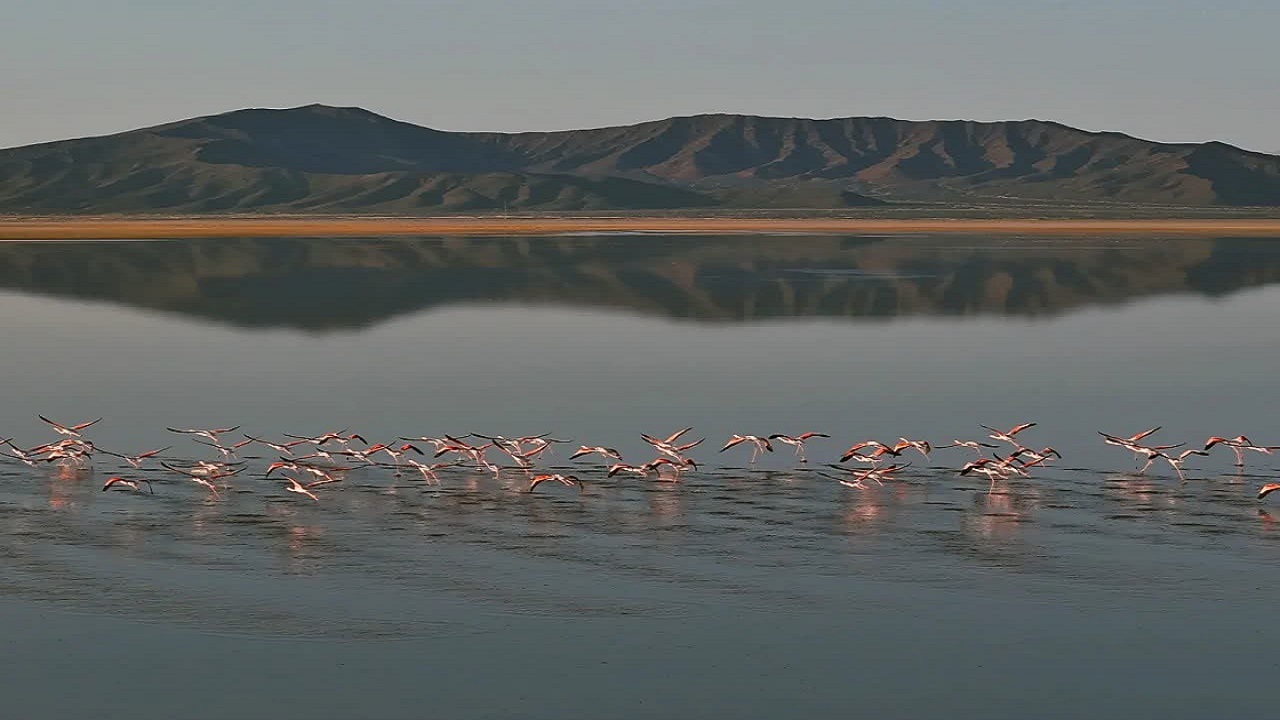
[1,235,1279,331]
[6,106,1280,210]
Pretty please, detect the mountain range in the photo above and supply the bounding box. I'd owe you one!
[1,104,1278,212]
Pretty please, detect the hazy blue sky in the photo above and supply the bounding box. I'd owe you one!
[4,0,1277,152]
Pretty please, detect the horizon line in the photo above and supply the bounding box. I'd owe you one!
[2,103,1272,158]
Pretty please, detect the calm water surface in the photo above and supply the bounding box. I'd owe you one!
[2,234,1280,719]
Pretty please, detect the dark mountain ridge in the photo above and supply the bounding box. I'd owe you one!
[1,104,1277,212]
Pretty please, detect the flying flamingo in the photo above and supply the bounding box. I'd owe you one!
[281,476,320,502]
[720,435,773,464]
[102,476,153,493]
[99,446,171,469]
[650,427,693,445]
[959,458,1014,492]
[607,463,653,478]
[161,461,241,497]
[244,435,311,454]
[1128,443,1189,474]
[645,457,697,482]
[2,440,40,467]
[980,423,1037,447]
[38,415,103,438]
[895,438,933,460]
[839,440,899,462]
[641,433,704,464]
[267,461,342,485]
[767,433,829,463]
[1098,426,1165,457]
[570,446,623,462]
[167,426,241,444]
[1204,436,1279,469]
[822,463,910,489]
[1099,431,1182,467]
[1159,449,1210,481]
[283,430,367,446]
[405,459,453,484]
[817,470,869,489]
[193,437,253,460]
[528,474,582,493]
[1008,447,1062,466]
[475,434,571,459]
[938,439,999,456]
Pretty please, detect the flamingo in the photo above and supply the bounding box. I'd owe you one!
[38,415,103,438]
[959,458,1014,491]
[99,446,171,469]
[841,450,889,466]
[405,459,453,484]
[492,442,550,472]
[244,435,310,454]
[33,440,95,467]
[528,474,582,493]
[980,422,1037,447]
[1160,449,1210,481]
[1121,426,1164,443]
[645,456,697,481]
[192,437,253,460]
[938,439,999,456]
[167,426,241,444]
[607,463,653,478]
[282,430,367,446]
[1204,436,1279,468]
[823,463,910,488]
[161,461,241,497]
[2,440,40,467]
[1009,447,1062,466]
[570,446,623,462]
[281,476,319,502]
[895,438,932,460]
[431,436,490,460]
[475,434,571,458]
[651,427,693,445]
[839,440,899,462]
[720,435,773,464]
[767,433,829,463]
[817,470,868,489]
[1100,431,1182,467]
[1131,444,1189,474]
[102,476,153,493]
[641,434,704,464]
[267,460,343,485]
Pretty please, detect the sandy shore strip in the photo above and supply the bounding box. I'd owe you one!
[3,216,1280,240]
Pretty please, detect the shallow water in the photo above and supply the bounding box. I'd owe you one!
[3,234,1280,719]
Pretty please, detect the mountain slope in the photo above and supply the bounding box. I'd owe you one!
[0,104,1277,212]
[493,114,1280,205]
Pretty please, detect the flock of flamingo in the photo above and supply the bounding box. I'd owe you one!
[2,416,1279,503]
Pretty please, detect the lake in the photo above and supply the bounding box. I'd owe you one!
[2,234,1280,719]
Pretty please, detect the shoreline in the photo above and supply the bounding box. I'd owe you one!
[3,215,1280,239]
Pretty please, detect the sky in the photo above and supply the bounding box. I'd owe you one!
[3,0,1277,152]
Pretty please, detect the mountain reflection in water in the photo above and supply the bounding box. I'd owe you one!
[0,234,1278,330]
